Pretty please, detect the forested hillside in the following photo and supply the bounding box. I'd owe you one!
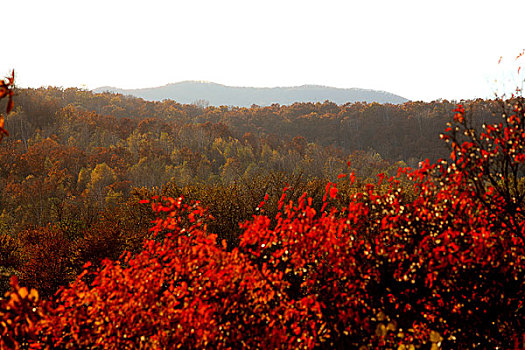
[8,87,497,171]
[0,88,503,288]
[1,84,523,348]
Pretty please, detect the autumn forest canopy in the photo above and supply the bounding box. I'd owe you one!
[0,78,524,349]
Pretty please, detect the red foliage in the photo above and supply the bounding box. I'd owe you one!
[39,199,293,349]
[0,70,14,143]
[0,276,44,349]
[1,97,524,348]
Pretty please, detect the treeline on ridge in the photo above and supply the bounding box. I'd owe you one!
[0,87,502,297]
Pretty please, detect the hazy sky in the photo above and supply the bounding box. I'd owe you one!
[4,0,525,101]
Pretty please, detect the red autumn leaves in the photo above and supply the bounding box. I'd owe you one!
[0,94,524,348]
[0,70,14,142]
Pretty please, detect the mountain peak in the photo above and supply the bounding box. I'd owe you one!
[93,81,408,106]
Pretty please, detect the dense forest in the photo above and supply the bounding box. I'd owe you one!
[1,80,524,349]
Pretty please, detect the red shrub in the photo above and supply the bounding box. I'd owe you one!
[1,97,524,349]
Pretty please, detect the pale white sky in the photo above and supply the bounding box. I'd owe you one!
[3,0,525,101]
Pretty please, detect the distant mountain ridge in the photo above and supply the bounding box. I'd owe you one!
[93,81,409,106]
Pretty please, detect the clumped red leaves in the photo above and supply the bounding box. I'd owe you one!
[0,276,44,350]
[1,97,525,348]
[0,70,15,143]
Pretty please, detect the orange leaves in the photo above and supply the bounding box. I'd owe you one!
[4,153,522,349]
[0,70,14,101]
[5,92,525,348]
[0,115,8,144]
[453,104,465,123]
[34,196,291,349]
[0,70,14,143]
[0,276,44,349]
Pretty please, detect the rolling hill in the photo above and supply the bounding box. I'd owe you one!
[93,81,409,106]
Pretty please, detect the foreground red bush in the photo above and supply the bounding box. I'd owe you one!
[1,97,524,349]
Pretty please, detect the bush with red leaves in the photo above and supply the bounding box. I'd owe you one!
[1,95,524,348]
